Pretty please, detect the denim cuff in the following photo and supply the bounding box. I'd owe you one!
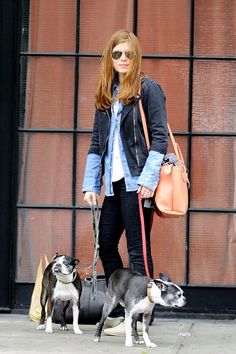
[82,153,101,194]
[137,150,164,191]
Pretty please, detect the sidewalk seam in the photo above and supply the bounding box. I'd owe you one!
[175,322,194,354]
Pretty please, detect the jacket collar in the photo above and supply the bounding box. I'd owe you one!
[105,97,139,122]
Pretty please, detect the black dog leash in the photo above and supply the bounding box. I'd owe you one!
[90,203,100,300]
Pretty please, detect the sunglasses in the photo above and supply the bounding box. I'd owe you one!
[111,50,135,60]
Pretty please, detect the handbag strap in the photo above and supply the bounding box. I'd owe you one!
[138,87,151,150]
[136,83,152,278]
[138,86,185,164]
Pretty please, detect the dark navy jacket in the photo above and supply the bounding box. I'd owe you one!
[88,76,168,177]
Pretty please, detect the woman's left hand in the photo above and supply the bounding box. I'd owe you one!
[137,185,154,199]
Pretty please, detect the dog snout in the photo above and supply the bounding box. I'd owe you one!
[53,264,61,273]
[176,296,186,307]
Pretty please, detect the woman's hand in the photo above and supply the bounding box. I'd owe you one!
[137,185,154,199]
[84,192,98,206]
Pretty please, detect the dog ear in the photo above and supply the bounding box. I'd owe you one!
[154,280,168,292]
[74,258,80,266]
[159,273,171,282]
[52,252,59,260]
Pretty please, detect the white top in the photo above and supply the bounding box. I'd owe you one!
[112,100,124,182]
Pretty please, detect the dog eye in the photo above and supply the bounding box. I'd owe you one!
[178,293,181,297]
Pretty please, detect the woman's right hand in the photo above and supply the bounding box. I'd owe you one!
[84,191,98,206]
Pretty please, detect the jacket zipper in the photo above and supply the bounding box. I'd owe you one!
[133,106,140,167]
[120,97,139,125]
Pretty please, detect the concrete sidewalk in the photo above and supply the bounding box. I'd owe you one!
[0,314,236,353]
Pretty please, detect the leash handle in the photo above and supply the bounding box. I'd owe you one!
[138,193,151,278]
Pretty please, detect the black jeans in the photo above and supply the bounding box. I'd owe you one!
[99,178,154,286]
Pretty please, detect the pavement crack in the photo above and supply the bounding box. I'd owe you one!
[175,321,194,354]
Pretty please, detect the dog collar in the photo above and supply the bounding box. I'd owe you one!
[147,281,154,303]
[58,271,78,284]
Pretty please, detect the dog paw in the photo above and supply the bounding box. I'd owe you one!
[37,324,45,330]
[147,342,157,348]
[125,341,133,347]
[60,326,68,331]
[135,339,144,345]
[94,336,100,342]
[74,328,83,335]
[45,328,53,334]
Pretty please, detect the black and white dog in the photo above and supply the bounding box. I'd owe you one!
[94,268,186,348]
[37,254,83,334]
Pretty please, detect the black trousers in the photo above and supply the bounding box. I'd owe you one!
[99,178,154,287]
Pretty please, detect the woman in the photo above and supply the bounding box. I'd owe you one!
[82,29,168,332]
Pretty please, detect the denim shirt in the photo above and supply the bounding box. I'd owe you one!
[82,85,164,196]
[104,96,138,195]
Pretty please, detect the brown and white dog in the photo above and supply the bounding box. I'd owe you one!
[37,254,83,334]
[94,268,186,348]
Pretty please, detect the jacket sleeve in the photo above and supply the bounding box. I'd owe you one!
[141,79,168,155]
[88,110,100,155]
[138,79,168,191]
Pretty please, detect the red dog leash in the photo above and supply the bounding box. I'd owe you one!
[138,193,151,278]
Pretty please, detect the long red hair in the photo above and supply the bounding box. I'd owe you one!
[95,29,142,110]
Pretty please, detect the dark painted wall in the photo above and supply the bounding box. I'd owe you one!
[0,0,17,310]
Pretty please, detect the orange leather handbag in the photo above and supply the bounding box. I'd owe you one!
[139,95,189,218]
